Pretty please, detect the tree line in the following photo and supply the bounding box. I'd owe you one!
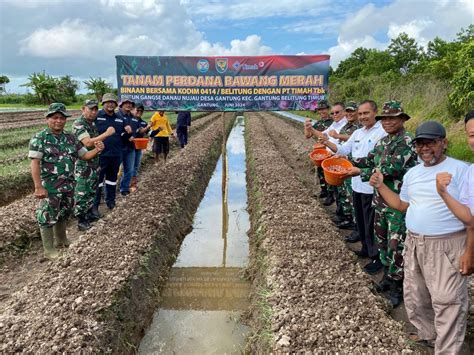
[330,25,473,117]
[0,75,114,106]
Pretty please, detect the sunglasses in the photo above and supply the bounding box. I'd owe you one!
[330,111,341,115]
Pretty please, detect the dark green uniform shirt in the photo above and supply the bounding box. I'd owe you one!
[28,128,87,193]
[356,129,418,208]
[312,118,333,132]
[72,115,99,170]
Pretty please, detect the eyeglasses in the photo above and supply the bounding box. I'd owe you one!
[414,139,441,148]
[330,111,341,115]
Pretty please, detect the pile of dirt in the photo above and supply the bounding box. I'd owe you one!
[244,113,411,353]
[0,113,233,353]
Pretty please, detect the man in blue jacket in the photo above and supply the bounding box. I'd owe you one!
[93,93,131,211]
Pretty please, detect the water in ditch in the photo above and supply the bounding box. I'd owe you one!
[139,116,250,354]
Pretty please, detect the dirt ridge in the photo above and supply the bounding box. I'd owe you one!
[244,113,411,353]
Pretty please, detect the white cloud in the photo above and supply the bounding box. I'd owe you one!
[387,19,433,46]
[328,0,474,67]
[185,0,330,20]
[19,18,271,59]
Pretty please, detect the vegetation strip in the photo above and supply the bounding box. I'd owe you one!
[0,113,234,352]
[244,113,409,352]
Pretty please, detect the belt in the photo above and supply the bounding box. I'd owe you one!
[408,229,466,240]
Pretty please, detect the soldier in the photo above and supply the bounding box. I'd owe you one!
[72,99,115,231]
[304,99,334,204]
[354,101,418,307]
[29,103,104,260]
[93,93,132,210]
[328,101,360,233]
[130,102,150,192]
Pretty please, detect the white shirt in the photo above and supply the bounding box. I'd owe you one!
[335,121,388,194]
[459,164,474,215]
[400,157,469,235]
[323,117,348,145]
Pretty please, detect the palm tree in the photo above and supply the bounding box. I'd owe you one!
[21,72,57,104]
[84,77,113,101]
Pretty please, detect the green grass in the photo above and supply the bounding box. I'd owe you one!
[0,146,27,161]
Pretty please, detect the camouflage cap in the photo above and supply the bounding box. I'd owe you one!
[316,100,330,110]
[44,102,71,118]
[345,101,358,111]
[375,100,410,121]
[84,99,99,109]
[119,98,135,107]
[101,93,118,105]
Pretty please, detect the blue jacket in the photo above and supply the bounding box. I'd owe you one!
[96,109,126,157]
[176,111,191,127]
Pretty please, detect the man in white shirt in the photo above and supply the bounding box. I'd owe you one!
[369,121,469,354]
[309,102,348,208]
[321,100,387,274]
[304,102,347,206]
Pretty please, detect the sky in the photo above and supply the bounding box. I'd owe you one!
[0,0,472,94]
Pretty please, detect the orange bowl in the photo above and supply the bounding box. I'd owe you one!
[309,149,332,167]
[133,138,149,150]
[321,157,353,186]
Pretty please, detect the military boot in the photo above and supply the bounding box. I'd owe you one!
[88,206,101,222]
[77,215,91,231]
[40,226,59,260]
[387,280,404,308]
[54,219,70,248]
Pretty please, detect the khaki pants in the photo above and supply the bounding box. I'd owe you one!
[404,230,468,355]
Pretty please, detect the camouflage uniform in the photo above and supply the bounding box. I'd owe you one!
[358,129,418,280]
[336,121,360,220]
[72,115,99,217]
[312,118,333,193]
[29,128,87,227]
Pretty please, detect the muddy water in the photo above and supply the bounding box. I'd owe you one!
[139,117,250,354]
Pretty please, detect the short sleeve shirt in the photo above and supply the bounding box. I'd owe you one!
[400,157,469,235]
[28,128,87,193]
[459,164,474,215]
[72,115,99,169]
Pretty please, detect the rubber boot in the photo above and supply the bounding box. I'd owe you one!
[53,219,70,248]
[130,176,138,193]
[40,226,59,260]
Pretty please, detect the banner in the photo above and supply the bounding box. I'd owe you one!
[116,55,330,111]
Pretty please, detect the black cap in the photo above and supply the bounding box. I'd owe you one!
[414,121,446,141]
[465,110,474,124]
[135,102,145,110]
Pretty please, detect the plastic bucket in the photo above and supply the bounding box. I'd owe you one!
[309,149,332,167]
[133,138,149,150]
[321,157,353,186]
